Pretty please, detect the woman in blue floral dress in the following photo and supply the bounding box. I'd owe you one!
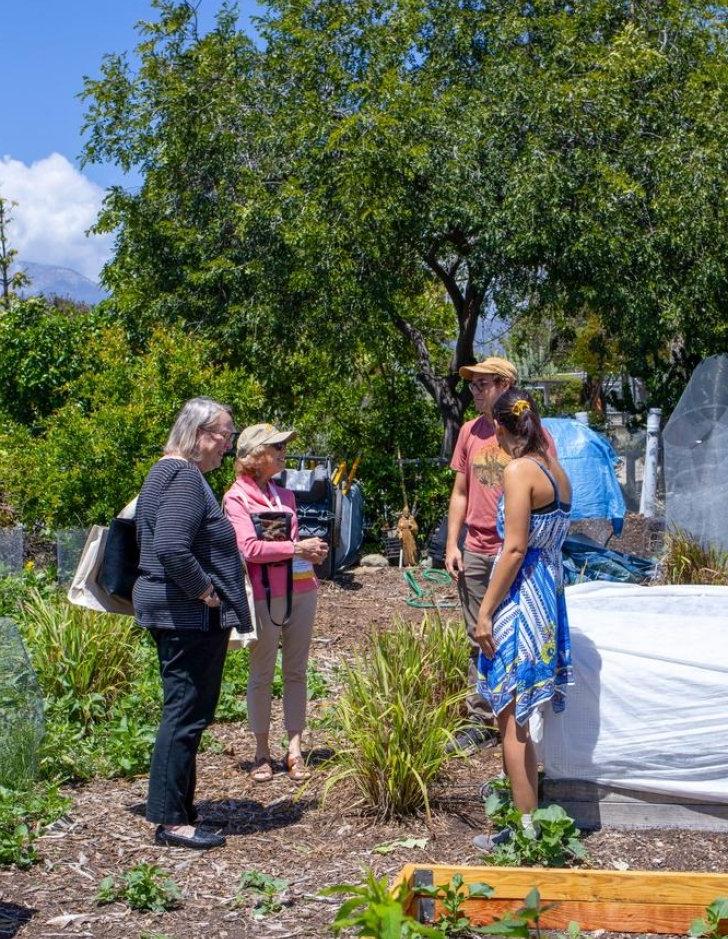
[473,388,573,850]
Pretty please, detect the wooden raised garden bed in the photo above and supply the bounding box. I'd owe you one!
[392,864,728,934]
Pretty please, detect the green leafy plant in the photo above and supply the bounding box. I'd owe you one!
[689,898,728,938]
[0,567,56,618]
[324,869,441,937]
[0,784,70,868]
[235,870,290,919]
[96,863,181,913]
[483,790,586,867]
[418,872,494,936]
[477,887,556,938]
[319,614,468,819]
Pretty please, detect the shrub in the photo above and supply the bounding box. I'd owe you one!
[660,530,728,586]
[96,863,181,913]
[0,567,56,618]
[0,297,105,425]
[0,324,263,529]
[320,615,468,819]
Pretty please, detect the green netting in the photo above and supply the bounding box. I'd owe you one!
[0,618,44,788]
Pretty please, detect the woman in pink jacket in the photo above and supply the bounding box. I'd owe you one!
[223,423,328,783]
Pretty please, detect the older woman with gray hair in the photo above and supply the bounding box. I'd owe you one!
[133,396,252,850]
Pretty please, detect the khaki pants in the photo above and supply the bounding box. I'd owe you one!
[247,590,317,736]
[457,548,496,725]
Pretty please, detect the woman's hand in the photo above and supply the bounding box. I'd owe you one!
[474,610,496,659]
[295,537,329,565]
[198,584,221,608]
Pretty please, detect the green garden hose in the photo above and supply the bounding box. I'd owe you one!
[402,568,458,609]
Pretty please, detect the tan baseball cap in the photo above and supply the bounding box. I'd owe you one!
[236,422,297,458]
[459,355,518,384]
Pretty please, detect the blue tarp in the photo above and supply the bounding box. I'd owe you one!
[562,533,655,585]
[543,418,626,535]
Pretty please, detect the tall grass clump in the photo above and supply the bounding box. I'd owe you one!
[660,530,728,586]
[19,589,141,708]
[321,614,469,820]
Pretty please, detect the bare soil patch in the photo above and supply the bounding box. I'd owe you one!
[1,565,725,939]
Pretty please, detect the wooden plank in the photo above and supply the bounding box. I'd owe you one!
[390,863,415,915]
[447,899,718,934]
[408,865,728,905]
[390,864,414,895]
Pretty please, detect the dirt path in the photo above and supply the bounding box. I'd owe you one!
[1,568,726,939]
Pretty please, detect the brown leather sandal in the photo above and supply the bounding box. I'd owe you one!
[249,757,274,783]
[285,754,310,782]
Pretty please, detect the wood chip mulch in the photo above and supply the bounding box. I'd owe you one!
[1,566,725,939]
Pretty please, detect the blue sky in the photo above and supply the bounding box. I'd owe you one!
[0,1,262,279]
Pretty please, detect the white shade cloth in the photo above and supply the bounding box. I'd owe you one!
[542,582,728,802]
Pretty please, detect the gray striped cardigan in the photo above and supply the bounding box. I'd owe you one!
[132,458,252,632]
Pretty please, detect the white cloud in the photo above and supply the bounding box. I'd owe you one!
[0,153,114,282]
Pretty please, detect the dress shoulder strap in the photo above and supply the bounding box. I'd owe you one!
[522,456,560,505]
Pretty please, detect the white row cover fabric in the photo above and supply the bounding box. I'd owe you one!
[541,582,728,802]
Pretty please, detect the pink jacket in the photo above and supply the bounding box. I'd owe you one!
[223,475,318,602]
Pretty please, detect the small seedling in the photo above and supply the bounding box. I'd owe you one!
[557,923,586,939]
[419,872,494,936]
[235,869,290,919]
[96,863,181,913]
[475,887,556,939]
[324,870,441,937]
[690,898,728,938]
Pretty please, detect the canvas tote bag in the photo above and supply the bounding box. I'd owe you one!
[67,498,137,616]
[227,554,258,649]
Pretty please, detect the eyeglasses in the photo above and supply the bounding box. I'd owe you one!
[204,427,239,443]
[469,379,498,391]
[271,442,287,452]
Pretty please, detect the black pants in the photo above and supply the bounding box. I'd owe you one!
[145,622,230,825]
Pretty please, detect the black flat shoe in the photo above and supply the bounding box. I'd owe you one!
[445,724,499,755]
[154,825,225,850]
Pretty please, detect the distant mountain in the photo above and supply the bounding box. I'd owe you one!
[16,261,108,306]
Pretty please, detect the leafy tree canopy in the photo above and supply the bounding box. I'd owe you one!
[81,0,728,451]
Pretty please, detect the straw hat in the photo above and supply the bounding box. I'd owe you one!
[458,356,518,384]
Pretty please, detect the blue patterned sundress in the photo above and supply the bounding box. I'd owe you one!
[476,460,574,726]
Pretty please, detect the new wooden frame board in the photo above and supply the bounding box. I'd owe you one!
[393,864,728,934]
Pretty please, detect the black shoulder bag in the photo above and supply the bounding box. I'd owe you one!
[250,510,293,627]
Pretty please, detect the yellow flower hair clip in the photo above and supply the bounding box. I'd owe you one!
[511,399,530,417]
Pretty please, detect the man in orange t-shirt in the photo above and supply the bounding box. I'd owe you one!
[446,355,555,753]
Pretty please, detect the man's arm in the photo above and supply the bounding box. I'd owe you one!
[445,471,468,578]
